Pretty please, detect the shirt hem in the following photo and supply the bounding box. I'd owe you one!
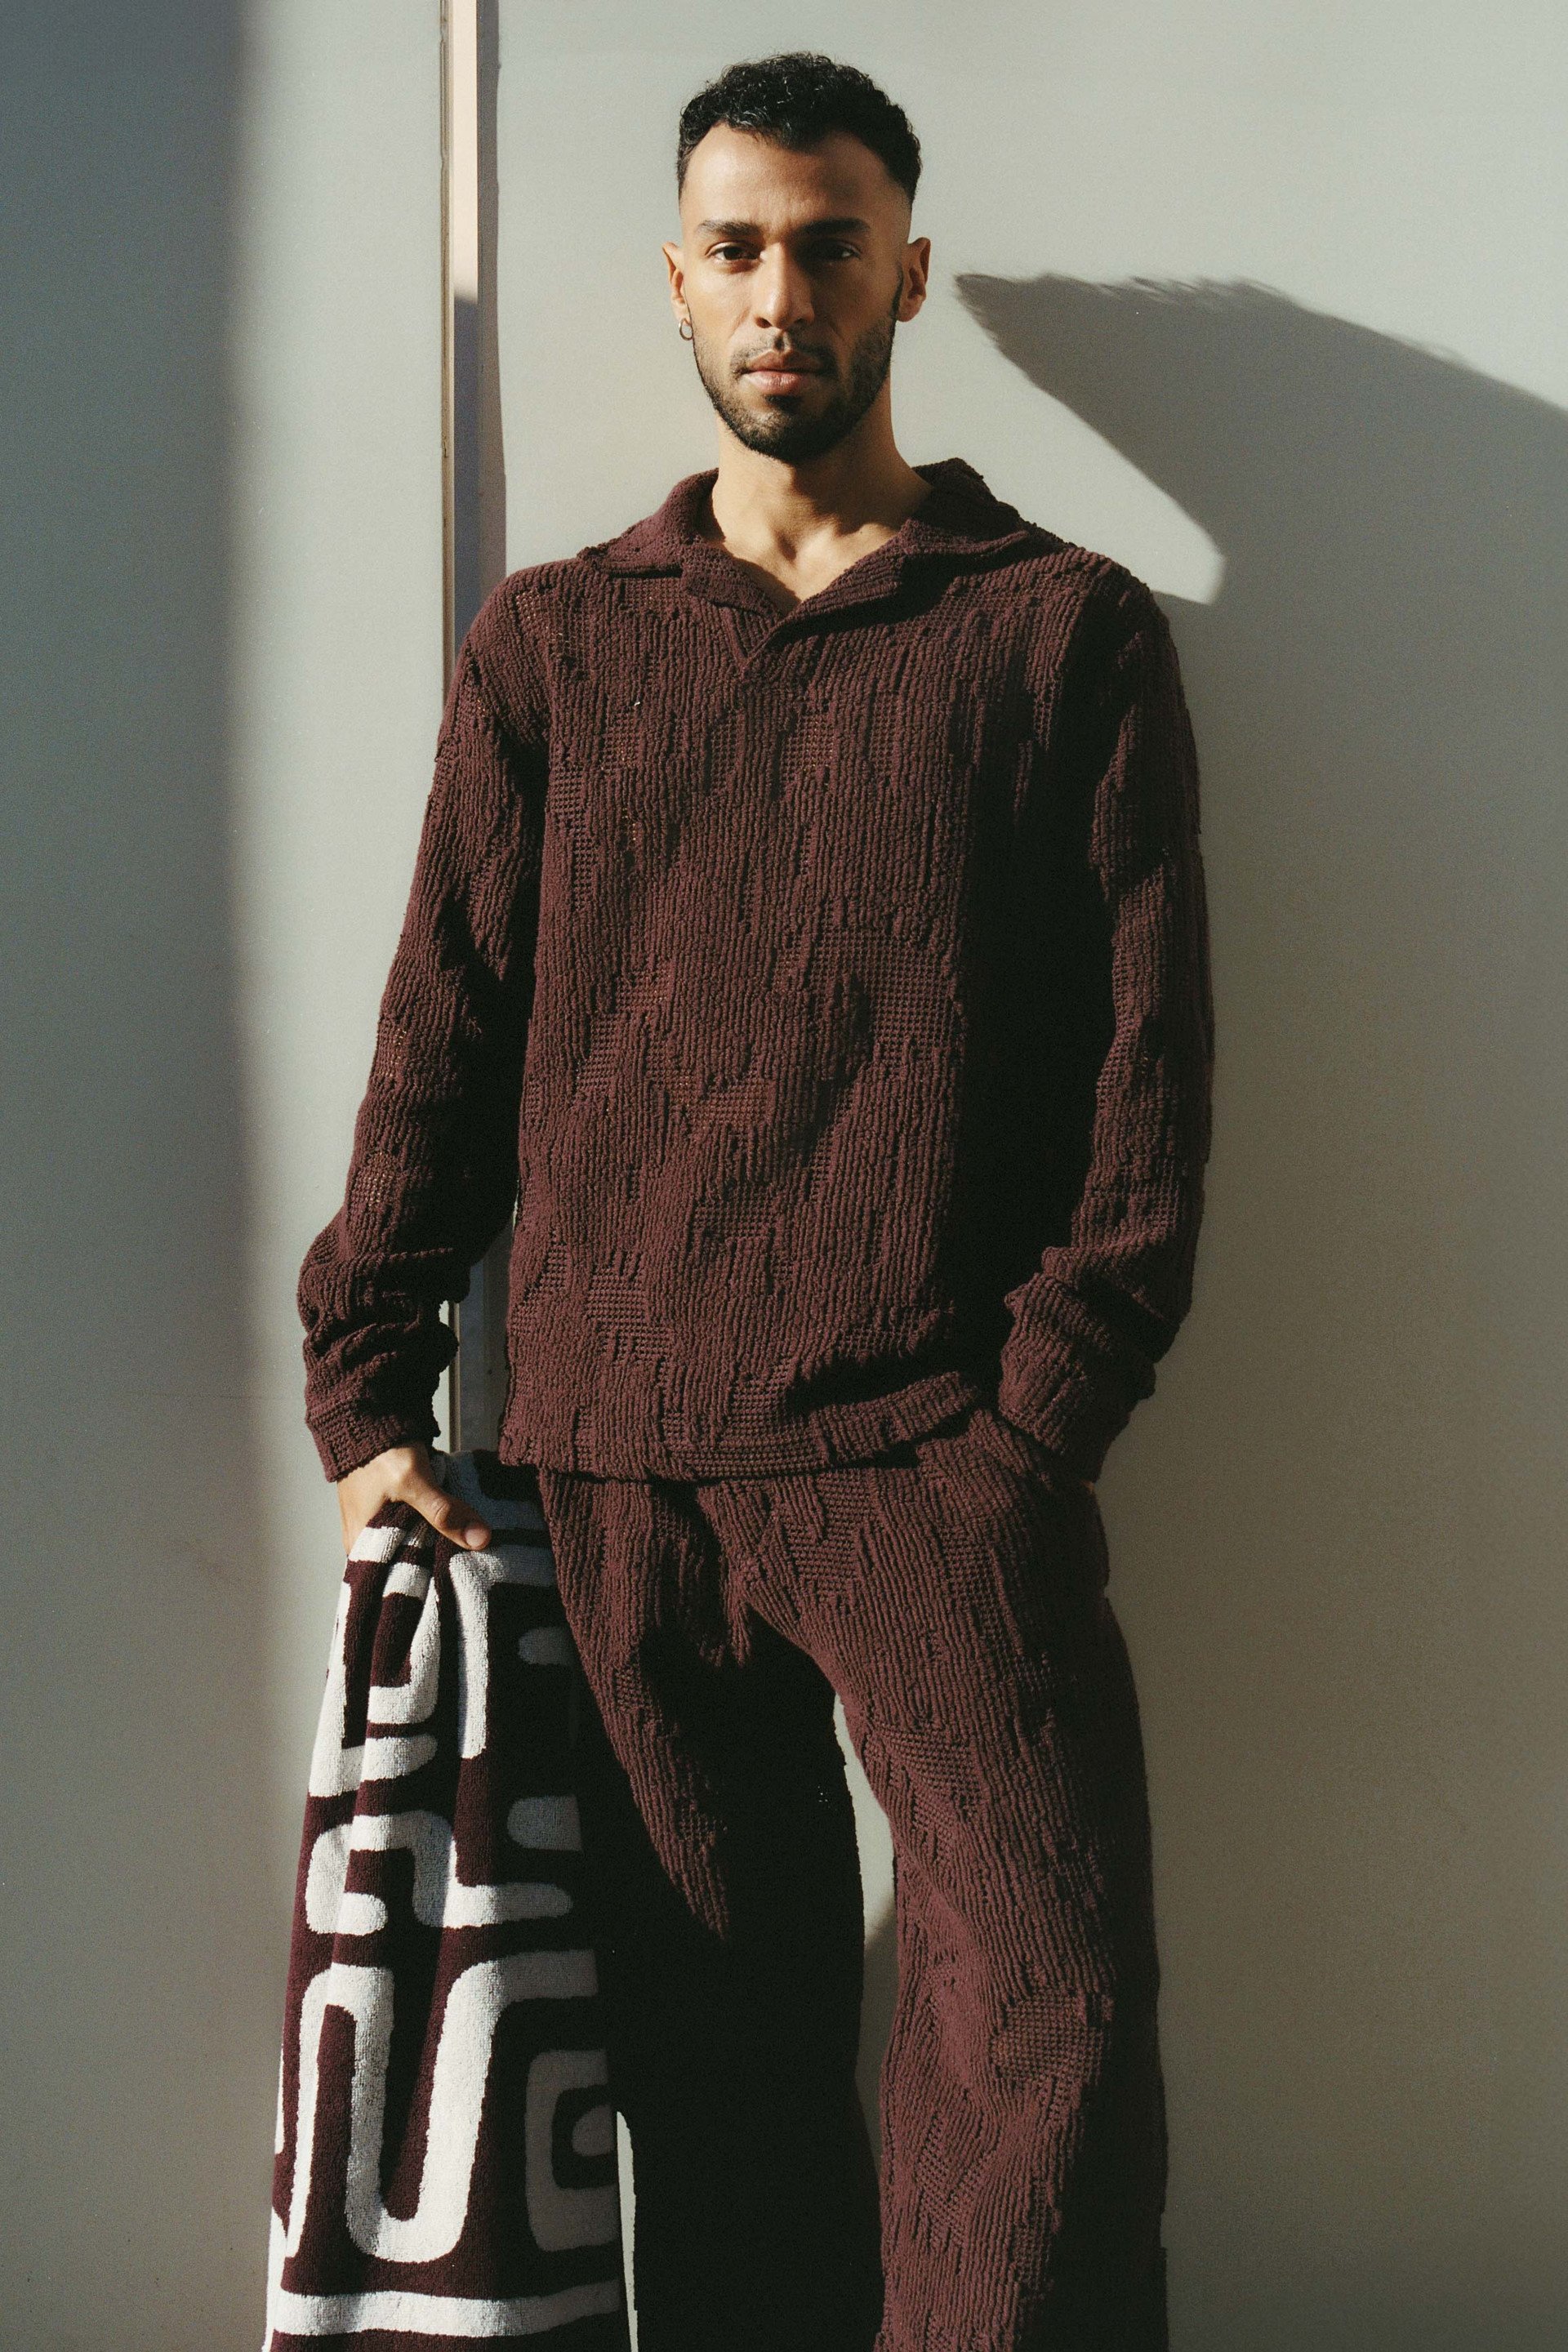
[496,1365,987,1480]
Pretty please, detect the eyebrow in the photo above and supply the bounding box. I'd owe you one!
[693,215,873,238]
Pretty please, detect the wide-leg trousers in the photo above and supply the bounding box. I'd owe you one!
[535,1396,1169,2352]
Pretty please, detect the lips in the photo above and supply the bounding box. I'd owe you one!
[745,354,825,378]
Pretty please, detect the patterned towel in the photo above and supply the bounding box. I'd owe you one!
[264,1450,631,2350]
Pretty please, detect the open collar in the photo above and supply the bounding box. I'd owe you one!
[582,457,1043,621]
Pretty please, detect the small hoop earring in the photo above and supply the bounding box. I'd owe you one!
[679,316,693,342]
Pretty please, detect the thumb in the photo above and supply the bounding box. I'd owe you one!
[403,1464,492,1552]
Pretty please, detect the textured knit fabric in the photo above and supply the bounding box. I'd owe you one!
[265,1453,630,2351]
[539,1396,1169,2352]
[297,457,1214,1485]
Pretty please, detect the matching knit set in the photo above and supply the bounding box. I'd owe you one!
[287,456,1215,2350]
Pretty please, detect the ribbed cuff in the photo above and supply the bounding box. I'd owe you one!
[994,1302,1152,1486]
[307,1399,439,1485]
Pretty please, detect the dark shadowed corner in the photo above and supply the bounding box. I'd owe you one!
[954,272,1568,2346]
[0,9,275,2346]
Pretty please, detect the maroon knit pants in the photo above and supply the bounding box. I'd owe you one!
[536,1398,1169,2352]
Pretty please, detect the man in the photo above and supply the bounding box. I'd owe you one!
[299,49,1214,2352]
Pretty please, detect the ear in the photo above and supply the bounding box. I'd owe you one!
[662,239,686,323]
[899,234,932,323]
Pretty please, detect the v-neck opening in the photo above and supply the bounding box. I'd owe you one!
[682,528,912,637]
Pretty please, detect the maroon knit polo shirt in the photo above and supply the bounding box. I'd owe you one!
[298,456,1214,1485]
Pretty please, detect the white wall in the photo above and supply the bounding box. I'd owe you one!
[2,3,1563,2345]
[492,6,1568,2346]
[0,9,261,2343]
[0,5,443,2344]
[228,0,447,1855]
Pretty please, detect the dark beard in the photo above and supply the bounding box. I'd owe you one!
[692,275,904,462]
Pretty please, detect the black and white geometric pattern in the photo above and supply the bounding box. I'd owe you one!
[264,1451,631,2350]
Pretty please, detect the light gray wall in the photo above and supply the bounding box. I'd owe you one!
[0,4,443,2344]
[227,1,447,1848]
[492,6,1568,2346]
[0,9,262,2343]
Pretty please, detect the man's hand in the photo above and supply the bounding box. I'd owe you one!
[336,1442,492,1557]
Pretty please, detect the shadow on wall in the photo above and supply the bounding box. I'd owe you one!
[0,15,274,2349]
[945,274,1568,2346]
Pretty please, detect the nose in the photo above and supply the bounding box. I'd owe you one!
[751,242,814,334]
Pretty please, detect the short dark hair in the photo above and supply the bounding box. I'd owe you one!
[676,51,922,209]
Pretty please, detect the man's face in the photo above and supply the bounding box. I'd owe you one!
[665,126,929,464]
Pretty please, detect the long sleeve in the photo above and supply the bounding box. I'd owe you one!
[995,575,1216,1484]
[296,604,549,1481]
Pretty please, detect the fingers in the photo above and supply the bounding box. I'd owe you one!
[335,1442,492,1556]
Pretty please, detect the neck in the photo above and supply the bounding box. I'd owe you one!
[705,403,932,567]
